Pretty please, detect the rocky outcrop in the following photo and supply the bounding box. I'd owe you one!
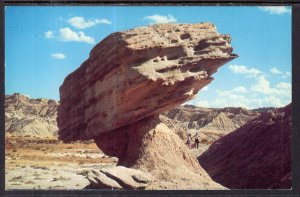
[58,23,237,189]
[85,166,153,189]
[58,23,237,142]
[94,115,225,189]
[5,93,58,137]
[165,105,259,132]
[163,105,260,144]
[198,104,291,189]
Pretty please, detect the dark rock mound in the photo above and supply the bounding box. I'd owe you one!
[198,104,291,189]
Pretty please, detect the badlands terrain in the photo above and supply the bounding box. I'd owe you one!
[5,93,241,189]
[5,23,291,190]
[5,93,291,190]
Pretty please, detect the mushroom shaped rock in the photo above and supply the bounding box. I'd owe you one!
[58,23,237,189]
[57,23,237,142]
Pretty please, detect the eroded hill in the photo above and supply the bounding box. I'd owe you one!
[198,104,292,189]
[5,93,58,137]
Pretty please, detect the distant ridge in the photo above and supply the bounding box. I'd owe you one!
[5,93,58,137]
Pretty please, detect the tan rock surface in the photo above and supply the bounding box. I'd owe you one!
[100,166,152,189]
[95,115,225,189]
[5,93,58,137]
[58,23,237,189]
[164,105,259,133]
[58,23,237,142]
[85,170,123,189]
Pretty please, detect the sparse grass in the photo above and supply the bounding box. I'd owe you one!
[5,137,112,165]
[31,165,50,170]
[33,185,41,189]
[52,176,71,182]
[25,180,34,184]
[9,175,23,182]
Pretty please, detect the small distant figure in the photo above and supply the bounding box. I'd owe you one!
[186,134,192,149]
[194,132,200,149]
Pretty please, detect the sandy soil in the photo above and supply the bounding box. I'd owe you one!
[5,137,117,190]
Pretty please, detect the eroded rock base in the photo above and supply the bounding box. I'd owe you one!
[95,115,225,189]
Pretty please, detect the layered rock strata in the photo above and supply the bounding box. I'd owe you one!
[85,166,153,189]
[165,105,259,132]
[5,93,58,137]
[58,23,237,189]
[58,23,237,142]
[94,115,225,189]
[198,104,292,189]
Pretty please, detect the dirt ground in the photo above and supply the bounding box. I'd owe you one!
[5,137,118,190]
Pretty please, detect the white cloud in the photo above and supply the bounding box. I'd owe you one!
[24,94,31,98]
[251,76,273,94]
[45,30,54,39]
[192,92,288,109]
[270,66,282,74]
[232,86,247,93]
[258,6,291,15]
[196,100,210,108]
[276,82,291,90]
[144,14,177,24]
[59,27,95,44]
[263,96,285,107]
[186,76,290,109]
[68,16,111,29]
[251,76,291,98]
[281,71,291,79]
[51,53,66,59]
[202,86,209,91]
[228,65,262,78]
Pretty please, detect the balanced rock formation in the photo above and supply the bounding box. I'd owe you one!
[58,23,237,189]
[198,104,292,189]
[5,93,58,137]
[58,23,237,142]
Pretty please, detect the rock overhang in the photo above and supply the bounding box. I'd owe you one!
[57,22,237,142]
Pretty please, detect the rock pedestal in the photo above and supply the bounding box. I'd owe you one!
[57,23,237,189]
[95,115,225,189]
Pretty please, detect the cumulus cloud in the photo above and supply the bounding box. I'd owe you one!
[193,91,288,109]
[281,71,291,79]
[59,27,95,44]
[263,96,285,107]
[251,76,273,94]
[187,75,291,109]
[228,65,262,78]
[276,82,291,90]
[202,86,209,91]
[251,76,291,97]
[270,66,282,74]
[68,16,111,29]
[196,100,210,108]
[45,30,54,39]
[232,86,247,93]
[144,14,177,24]
[51,53,66,59]
[258,6,291,15]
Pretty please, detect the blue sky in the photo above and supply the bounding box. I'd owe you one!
[5,6,291,109]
